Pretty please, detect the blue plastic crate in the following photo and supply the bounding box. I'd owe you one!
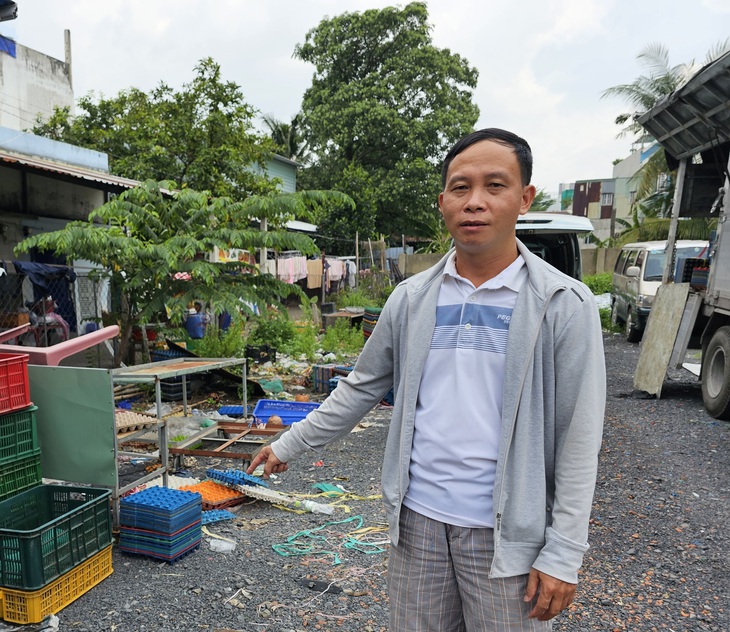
[216,405,253,418]
[252,399,320,425]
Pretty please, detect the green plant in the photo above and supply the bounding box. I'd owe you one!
[193,324,247,358]
[248,310,296,350]
[356,267,393,307]
[583,273,612,295]
[599,308,622,333]
[320,318,365,358]
[331,287,378,309]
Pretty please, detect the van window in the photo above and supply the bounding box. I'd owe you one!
[615,250,629,273]
[622,250,639,274]
[644,251,665,280]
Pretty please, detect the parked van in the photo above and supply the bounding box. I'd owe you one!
[611,240,709,342]
[515,212,593,280]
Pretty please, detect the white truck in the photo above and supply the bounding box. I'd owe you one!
[634,49,730,419]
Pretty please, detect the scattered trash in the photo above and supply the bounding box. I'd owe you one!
[209,538,237,553]
[272,516,387,565]
[298,578,343,594]
[202,509,236,524]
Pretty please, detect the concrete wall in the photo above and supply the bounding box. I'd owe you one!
[581,247,621,277]
[0,41,74,131]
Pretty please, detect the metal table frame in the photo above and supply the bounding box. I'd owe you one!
[110,357,247,524]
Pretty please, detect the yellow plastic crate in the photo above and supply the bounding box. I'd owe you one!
[0,545,113,624]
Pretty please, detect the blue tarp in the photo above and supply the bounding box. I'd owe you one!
[0,34,16,58]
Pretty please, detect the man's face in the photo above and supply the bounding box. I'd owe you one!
[439,140,535,258]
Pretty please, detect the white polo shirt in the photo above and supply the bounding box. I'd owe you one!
[403,252,526,528]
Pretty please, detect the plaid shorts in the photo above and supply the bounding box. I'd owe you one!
[388,505,552,632]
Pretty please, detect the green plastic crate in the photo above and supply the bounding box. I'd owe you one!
[0,484,112,591]
[0,450,42,502]
[0,405,38,465]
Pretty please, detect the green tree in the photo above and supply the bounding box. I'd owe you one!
[602,41,729,218]
[33,58,277,199]
[15,181,353,365]
[295,1,479,250]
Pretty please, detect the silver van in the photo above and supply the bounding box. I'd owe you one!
[516,212,593,280]
[611,240,709,342]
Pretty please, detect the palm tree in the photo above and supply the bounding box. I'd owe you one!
[602,40,730,225]
[603,41,729,139]
[261,113,309,164]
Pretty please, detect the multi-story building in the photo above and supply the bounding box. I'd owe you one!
[561,142,661,244]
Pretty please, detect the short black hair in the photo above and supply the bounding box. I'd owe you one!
[441,128,533,188]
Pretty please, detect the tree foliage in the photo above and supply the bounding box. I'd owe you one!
[295,2,479,250]
[15,181,353,365]
[32,58,278,199]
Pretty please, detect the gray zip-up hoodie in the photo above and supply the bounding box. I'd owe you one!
[271,241,606,584]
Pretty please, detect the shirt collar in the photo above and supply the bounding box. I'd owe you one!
[443,251,526,291]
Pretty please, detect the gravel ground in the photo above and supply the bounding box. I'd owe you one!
[4,332,729,632]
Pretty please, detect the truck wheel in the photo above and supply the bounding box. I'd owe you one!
[626,308,642,343]
[701,326,730,420]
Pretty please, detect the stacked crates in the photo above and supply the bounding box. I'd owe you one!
[0,486,113,624]
[0,353,114,625]
[118,487,202,563]
[0,353,38,503]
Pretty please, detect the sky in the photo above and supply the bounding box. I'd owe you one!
[2,0,729,195]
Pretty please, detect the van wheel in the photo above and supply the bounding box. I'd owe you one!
[626,308,642,343]
[701,326,730,420]
[610,301,622,326]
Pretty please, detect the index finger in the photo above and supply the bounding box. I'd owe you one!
[246,449,269,475]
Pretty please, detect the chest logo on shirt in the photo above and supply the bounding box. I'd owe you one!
[431,304,513,353]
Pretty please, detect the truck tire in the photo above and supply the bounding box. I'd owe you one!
[701,326,730,420]
[626,308,642,343]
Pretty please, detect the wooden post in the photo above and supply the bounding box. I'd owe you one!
[320,250,326,305]
[355,231,359,288]
[662,158,687,285]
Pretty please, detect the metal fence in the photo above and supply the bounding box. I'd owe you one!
[0,268,111,348]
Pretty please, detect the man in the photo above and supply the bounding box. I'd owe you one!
[248,128,606,631]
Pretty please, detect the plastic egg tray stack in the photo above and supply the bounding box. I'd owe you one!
[118,487,202,563]
[178,479,247,510]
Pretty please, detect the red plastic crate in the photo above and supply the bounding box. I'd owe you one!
[0,353,31,415]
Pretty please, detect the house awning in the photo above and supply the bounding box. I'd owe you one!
[0,149,142,193]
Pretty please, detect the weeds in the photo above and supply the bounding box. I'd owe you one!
[320,318,365,358]
[583,272,612,295]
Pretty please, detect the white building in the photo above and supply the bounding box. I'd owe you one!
[0,30,74,131]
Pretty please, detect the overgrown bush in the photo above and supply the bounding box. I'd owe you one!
[357,267,392,306]
[320,318,365,358]
[331,287,379,309]
[583,272,612,295]
[193,324,247,358]
[248,310,296,350]
[281,298,319,360]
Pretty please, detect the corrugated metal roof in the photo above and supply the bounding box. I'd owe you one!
[638,50,730,159]
[0,149,142,191]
